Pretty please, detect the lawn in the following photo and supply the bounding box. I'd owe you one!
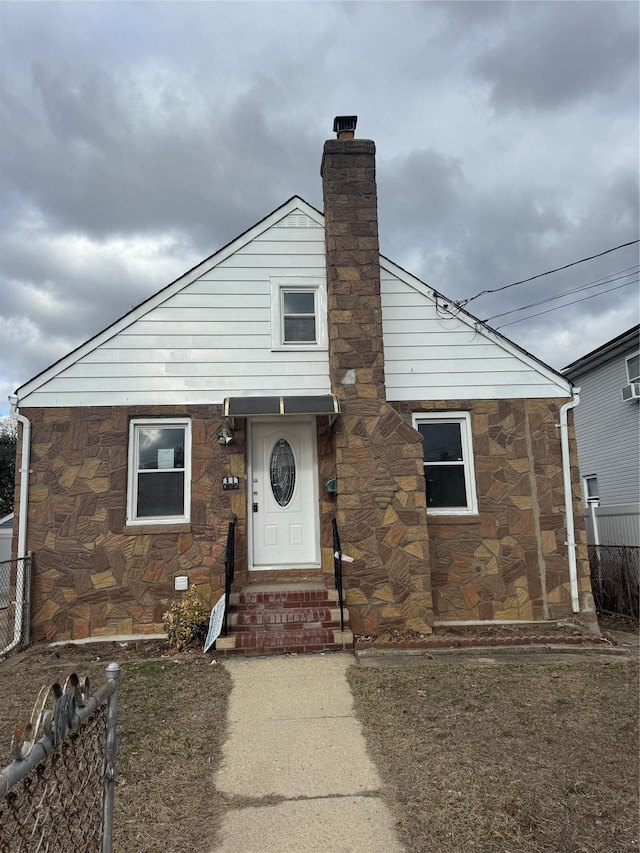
[1,641,637,853]
[349,656,639,853]
[0,641,231,853]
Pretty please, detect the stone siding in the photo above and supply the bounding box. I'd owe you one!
[16,406,247,641]
[393,398,591,622]
[322,138,433,636]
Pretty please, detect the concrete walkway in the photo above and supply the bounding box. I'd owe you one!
[213,653,405,853]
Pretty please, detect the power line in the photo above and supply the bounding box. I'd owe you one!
[482,265,640,323]
[457,239,640,308]
[494,279,638,330]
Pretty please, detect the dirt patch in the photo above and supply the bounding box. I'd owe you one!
[0,641,231,853]
[598,612,639,634]
[349,658,638,853]
[355,622,615,651]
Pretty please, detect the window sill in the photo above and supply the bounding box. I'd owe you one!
[427,514,482,525]
[124,523,192,535]
[271,345,328,353]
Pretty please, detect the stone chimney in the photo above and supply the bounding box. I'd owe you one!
[322,117,433,636]
[321,116,386,400]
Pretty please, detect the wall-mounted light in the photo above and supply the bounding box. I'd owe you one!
[217,427,234,445]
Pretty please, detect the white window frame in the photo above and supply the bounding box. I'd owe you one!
[270,277,327,351]
[412,411,478,515]
[583,474,599,505]
[625,351,640,383]
[127,418,192,525]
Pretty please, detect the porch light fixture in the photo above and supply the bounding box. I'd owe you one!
[217,427,234,445]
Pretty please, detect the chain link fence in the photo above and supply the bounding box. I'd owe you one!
[0,555,32,657]
[0,663,120,853]
[588,544,640,618]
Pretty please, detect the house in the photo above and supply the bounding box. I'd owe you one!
[10,117,596,646]
[0,514,13,610]
[564,325,640,547]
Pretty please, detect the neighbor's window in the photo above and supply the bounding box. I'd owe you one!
[584,475,599,504]
[127,419,191,524]
[413,412,478,514]
[270,278,327,350]
[626,352,640,384]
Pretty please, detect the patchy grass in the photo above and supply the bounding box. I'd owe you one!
[349,658,639,853]
[0,642,231,853]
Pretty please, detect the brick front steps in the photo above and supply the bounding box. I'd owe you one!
[214,582,353,656]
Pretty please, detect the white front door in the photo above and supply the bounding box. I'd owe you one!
[249,419,319,569]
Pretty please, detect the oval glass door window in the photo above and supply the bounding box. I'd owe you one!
[270,439,296,506]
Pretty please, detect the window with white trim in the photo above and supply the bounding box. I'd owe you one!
[413,412,478,514]
[626,352,639,383]
[270,278,327,350]
[583,474,599,504]
[127,419,191,524]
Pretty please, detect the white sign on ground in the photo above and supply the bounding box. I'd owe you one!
[204,594,226,653]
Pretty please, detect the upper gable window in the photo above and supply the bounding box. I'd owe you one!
[626,352,640,384]
[283,291,316,343]
[271,278,327,351]
[127,418,191,525]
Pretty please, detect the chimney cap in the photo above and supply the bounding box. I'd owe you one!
[333,115,358,138]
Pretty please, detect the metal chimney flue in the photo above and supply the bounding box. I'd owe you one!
[333,115,358,139]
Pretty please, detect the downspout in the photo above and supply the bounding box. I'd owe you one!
[2,394,31,656]
[589,500,600,547]
[559,389,580,613]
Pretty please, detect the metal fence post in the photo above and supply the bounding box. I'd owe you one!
[102,662,121,853]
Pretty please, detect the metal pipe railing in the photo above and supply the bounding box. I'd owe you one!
[332,518,345,632]
[222,514,237,636]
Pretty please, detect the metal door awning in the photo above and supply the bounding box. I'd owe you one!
[223,394,340,425]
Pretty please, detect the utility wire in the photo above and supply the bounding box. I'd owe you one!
[457,239,640,308]
[495,279,638,330]
[482,265,640,323]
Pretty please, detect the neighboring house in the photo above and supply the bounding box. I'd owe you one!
[11,118,595,644]
[0,514,13,609]
[0,514,13,563]
[564,325,640,546]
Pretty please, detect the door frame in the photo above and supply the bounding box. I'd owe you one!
[246,417,321,571]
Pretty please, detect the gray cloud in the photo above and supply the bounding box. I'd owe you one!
[474,2,639,111]
[0,1,638,413]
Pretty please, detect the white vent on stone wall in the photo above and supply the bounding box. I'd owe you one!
[279,212,317,228]
[621,382,640,402]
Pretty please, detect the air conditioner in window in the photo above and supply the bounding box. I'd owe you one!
[621,382,640,402]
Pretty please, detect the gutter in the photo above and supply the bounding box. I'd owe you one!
[559,390,580,612]
[2,395,31,656]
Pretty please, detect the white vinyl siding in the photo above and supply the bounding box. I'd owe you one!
[16,198,572,409]
[380,264,571,400]
[18,206,330,407]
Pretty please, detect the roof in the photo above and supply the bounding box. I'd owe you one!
[563,325,640,380]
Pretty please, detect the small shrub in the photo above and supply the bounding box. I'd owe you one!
[163,586,210,651]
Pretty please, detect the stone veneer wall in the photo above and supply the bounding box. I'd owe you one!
[322,137,433,636]
[15,406,247,641]
[393,398,593,622]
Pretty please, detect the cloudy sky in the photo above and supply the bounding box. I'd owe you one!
[1,1,638,415]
